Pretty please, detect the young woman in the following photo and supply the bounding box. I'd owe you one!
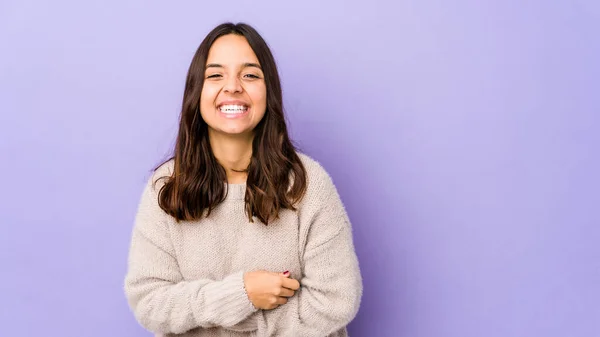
[124,22,362,337]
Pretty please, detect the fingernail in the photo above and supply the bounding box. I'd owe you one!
[283,270,290,275]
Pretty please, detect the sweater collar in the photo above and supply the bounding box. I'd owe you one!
[224,183,246,200]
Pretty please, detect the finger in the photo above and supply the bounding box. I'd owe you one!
[281,270,290,277]
[282,277,300,290]
[278,287,295,297]
[275,296,289,305]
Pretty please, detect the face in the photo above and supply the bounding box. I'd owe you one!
[200,34,267,137]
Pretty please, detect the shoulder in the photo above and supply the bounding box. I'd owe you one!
[144,159,175,194]
[154,158,175,181]
[133,160,175,227]
[296,152,338,201]
[297,152,331,182]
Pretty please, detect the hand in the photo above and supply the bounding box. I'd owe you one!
[243,270,300,310]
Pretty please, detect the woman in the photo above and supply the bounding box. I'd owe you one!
[124,22,362,337]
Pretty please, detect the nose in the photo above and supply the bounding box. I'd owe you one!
[223,75,243,94]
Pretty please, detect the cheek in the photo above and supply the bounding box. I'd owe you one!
[248,85,267,107]
[199,87,219,122]
[200,85,219,106]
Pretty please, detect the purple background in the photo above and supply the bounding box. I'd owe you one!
[1,1,599,336]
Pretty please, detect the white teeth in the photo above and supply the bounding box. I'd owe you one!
[219,104,248,113]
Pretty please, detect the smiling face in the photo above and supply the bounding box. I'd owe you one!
[199,34,267,138]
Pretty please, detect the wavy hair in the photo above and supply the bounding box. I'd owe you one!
[155,22,307,225]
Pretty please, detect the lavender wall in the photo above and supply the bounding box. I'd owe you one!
[1,1,598,336]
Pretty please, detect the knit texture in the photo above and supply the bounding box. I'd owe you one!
[124,153,362,337]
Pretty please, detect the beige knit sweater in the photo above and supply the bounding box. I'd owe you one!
[124,154,362,337]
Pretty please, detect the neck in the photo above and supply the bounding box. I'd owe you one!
[208,130,253,184]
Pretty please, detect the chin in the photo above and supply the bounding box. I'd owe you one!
[219,128,253,136]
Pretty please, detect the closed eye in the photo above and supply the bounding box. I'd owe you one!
[207,74,222,79]
[244,74,260,79]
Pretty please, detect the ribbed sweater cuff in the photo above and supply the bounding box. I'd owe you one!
[198,270,258,326]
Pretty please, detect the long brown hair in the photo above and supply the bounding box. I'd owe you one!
[155,22,307,225]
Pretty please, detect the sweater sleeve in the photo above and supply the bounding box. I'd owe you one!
[291,171,363,336]
[124,174,258,335]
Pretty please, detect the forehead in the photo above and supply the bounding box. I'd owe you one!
[206,34,260,65]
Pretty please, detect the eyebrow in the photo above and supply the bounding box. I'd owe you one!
[205,62,262,70]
